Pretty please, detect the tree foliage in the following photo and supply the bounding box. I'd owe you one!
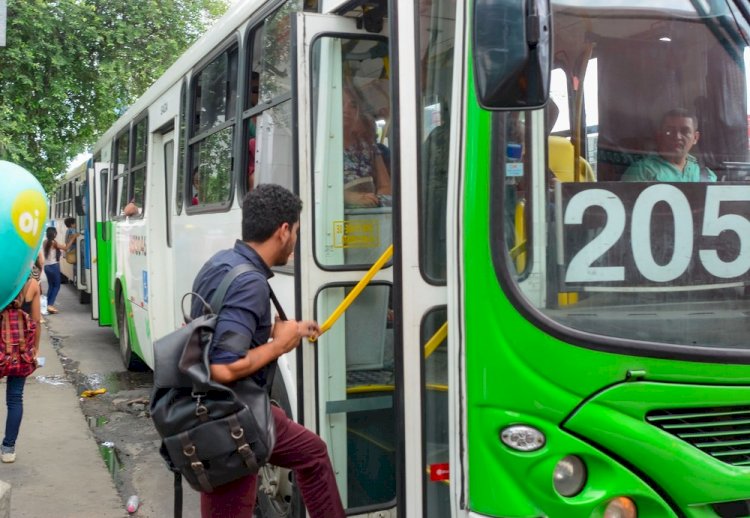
[0,0,230,191]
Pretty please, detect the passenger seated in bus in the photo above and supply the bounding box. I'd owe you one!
[342,85,392,208]
[123,199,140,217]
[63,217,80,265]
[622,108,716,182]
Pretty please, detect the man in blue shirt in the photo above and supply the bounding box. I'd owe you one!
[622,108,716,182]
[191,184,344,518]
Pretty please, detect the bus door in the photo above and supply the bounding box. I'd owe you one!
[73,178,90,301]
[294,12,398,515]
[148,128,175,348]
[90,159,112,324]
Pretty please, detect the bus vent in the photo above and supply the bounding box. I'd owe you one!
[646,406,750,467]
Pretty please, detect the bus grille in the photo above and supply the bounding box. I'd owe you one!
[646,406,750,467]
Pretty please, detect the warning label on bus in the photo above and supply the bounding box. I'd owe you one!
[333,219,379,249]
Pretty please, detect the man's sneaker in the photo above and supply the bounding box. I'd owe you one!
[1,446,15,463]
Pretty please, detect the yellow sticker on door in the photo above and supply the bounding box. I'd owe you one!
[333,220,379,248]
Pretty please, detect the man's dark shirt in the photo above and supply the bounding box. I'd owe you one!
[190,240,274,386]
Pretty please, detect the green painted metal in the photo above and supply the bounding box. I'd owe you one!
[461,36,750,518]
[95,221,113,326]
[565,382,750,513]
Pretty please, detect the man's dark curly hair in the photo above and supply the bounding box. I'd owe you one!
[242,184,302,242]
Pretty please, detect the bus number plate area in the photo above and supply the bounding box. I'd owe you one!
[558,182,750,290]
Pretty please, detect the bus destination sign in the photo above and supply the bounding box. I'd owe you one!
[557,182,750,289]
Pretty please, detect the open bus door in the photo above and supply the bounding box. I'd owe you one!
[75,177,91,304]
[293,12,399,516]
[90,159,113,325]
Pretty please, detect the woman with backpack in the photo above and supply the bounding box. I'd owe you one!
[42,227,70,314]
[0,276,41,463]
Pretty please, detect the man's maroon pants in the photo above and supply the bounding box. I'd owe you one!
[200,405,346,518]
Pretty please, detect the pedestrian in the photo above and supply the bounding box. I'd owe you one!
[30,250,43,286]
[63,217,80,266]
[190,184,345,518]
[1,275,41,463]
[42,227,71,314]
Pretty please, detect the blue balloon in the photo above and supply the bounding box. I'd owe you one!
[0,161,48,309]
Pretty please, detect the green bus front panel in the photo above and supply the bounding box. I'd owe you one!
[461,73,750,518]
[96,221,113,326]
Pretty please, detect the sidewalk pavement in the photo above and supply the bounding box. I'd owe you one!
[0,290,125,517]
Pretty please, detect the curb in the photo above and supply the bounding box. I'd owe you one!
[0,480,11,518]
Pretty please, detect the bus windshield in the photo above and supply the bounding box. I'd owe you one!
[494,0,750,351]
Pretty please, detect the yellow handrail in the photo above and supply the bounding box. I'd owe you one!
[514,199,527,271]
[424,322,448,359]
[310,244,394,341]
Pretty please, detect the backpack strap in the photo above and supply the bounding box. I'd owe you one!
[208,263,287,320]
[207,262,289,394]
[208,263,260,313]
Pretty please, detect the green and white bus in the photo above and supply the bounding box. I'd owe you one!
[86,0,750,516]
[49,161,94,304]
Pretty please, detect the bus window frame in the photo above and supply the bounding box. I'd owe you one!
[177,80,187,216]
[185,35,240,215]
[129,113,149,219]
[308,32,392,273]
[239,0,298,200]
[487,110,750,364]
[111,126,130,220]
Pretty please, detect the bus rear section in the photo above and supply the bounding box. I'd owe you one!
[463,1,750,516]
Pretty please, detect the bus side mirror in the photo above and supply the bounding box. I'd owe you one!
[473,0,551,109]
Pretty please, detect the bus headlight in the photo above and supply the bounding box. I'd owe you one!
[499,425,545,452]
[552,455,587,497]
[604,496,637,518]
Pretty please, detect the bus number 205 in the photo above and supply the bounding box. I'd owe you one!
[559,183,750,288]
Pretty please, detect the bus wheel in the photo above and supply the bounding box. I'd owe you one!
[255,465,299,518]
[117,295,145,371]
[255,374,303,518]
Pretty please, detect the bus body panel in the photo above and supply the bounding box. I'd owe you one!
[461,1,750,516]
[96,220,114,326]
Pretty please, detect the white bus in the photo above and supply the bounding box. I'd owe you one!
[49,161,93,304]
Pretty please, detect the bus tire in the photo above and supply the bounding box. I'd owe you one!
[117,294,146,372]
[254,375,303,518]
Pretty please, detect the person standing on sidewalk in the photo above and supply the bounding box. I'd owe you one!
[42,227,70,314]
[1,275,41,463]
[190,184,345,518]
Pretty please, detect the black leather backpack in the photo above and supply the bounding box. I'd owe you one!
[150,263,279,503]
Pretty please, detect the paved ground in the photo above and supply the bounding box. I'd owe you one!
[40,281,202,518]
[0,285,125,517]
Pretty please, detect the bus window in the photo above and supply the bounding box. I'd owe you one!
[114,130,129,216]
[99,169,109,222]
[130,117,148,215]
[421,307,449,518]
[419,0,456,285]
[311,35,391,268]
[188,45,237,209]
[549,68,570,135]
[315,283,395,510]
[242,0,296,197]
[493,0,750,352]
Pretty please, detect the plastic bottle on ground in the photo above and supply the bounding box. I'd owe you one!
[126,495,139,513]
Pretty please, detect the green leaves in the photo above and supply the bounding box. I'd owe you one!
[0,0,229,192]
